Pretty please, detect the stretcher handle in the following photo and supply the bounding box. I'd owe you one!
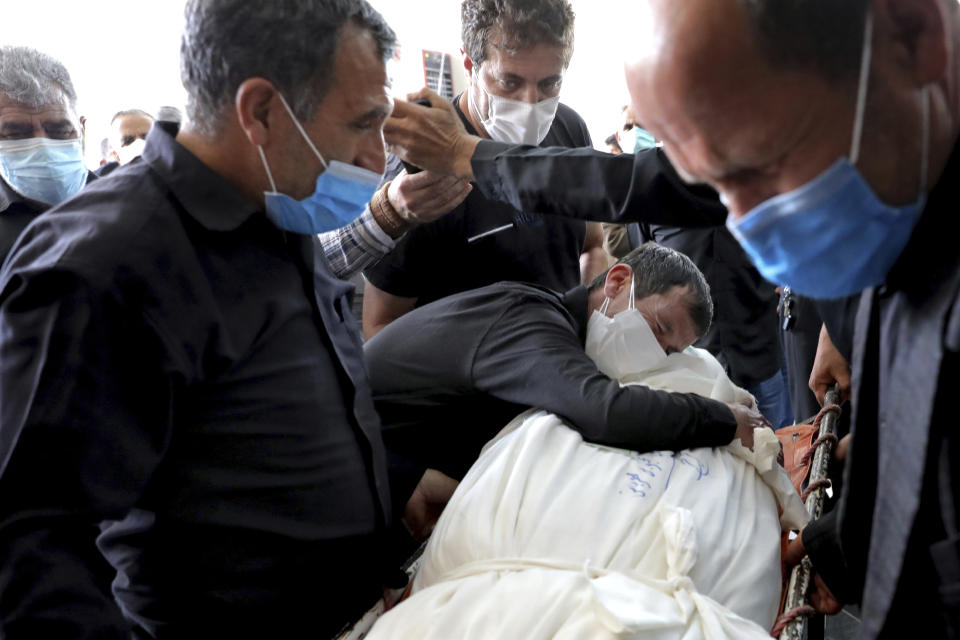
[777,384,842,640]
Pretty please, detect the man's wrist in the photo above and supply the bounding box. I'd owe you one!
[453,135,480,181]
[370,181,413,239]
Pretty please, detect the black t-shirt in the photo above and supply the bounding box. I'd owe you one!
[364,95,592,305]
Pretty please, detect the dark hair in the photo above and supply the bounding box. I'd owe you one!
[181,0,396,135]
[588,242,713,336]
[461,0,575,68]
[604,133,621,149]
[738,0,870,82]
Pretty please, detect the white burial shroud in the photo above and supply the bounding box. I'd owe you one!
[367,346,808,640]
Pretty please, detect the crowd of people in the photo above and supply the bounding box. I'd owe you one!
[0,0,957,638]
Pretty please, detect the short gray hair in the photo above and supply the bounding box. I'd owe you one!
[0,46,77,111]
[738,0,870,82]
[180,0,396,136]
[588,242,714,337]
[111,109,154,125]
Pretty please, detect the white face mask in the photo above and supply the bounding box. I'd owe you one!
[476,71,560,145]
[115,137,147,165]
[585,276,667,380]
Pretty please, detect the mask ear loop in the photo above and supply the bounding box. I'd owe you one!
[275,92,328,169]
[850,9,874,166]
[919,87,930,193]
[628,273,636,311]
[257,146,278,194]
[599,297,611,316]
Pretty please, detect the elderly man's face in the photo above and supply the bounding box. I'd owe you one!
[110,113,153,164]
[624,0,932,220]
[0,90,81,142]
[272,23,393,201]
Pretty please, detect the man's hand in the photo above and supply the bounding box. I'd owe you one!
[784,534,844,615]
[402,469,459,542]
[725,402,773,450]
[809,324,851,405]
[383,88,481,181]
[387,169,472,225]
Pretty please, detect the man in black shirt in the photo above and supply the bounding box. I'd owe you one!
[366,243,771,524]
[0,46,95,265]
[362,0,600,339]
[0,2,400,637]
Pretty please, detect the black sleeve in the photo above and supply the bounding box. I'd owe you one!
[470,301,738,452]
[0,264,172,638]
[802,509,858,605]
[815,295,861,364]
[470,141,727,227]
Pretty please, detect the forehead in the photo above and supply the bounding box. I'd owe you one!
[625,0,850,184]
[322,25,392,116]
[0,90,76,125]
[482,36,566,79]
[112,113,153,134]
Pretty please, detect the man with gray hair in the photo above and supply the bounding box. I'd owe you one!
[0,46,93,264]
[0,1,414,637]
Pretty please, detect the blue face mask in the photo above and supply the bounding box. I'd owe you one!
[258,93,381,235]
[726,10,929,299]
[0,137,87,206]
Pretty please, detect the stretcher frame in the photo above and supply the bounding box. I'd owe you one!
[777,386,842,640]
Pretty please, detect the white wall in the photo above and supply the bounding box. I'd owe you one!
[0,0,634,167]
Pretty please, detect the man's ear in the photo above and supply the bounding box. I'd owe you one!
[235,78,280,147]
[462,51,476,81]
[602,264,632,301]
[878,0,949,85]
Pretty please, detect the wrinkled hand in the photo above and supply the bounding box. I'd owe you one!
[784,534,844,615]
[402,469,459,542]
[725,402,773,450]
[809,324,851,405]
[387,169,472,225]
[384,88,480,181]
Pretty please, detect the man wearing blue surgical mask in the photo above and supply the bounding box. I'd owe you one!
[383,0,960,636]
[0,2,421,637]
[0,46,94,265]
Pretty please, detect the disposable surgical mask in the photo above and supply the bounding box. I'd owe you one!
[0,137,87,206]
[585,276,667,380]
[116,137,146,165]
[477,71,560,145]
[621,125,657,153]
[726,10,928,299]
[258,93,380,235]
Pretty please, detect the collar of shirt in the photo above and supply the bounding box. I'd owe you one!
[141,121,260,232]
[883,139,960,296]
[560,284,591,344]
[0,169,97,214]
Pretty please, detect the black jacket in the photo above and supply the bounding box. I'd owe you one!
[803,142,960,638]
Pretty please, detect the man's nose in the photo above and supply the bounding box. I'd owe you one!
[520,85,540,105]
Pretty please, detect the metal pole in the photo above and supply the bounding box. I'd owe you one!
[779,385,841,640]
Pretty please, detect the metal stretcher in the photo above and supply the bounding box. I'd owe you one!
[773,385,844,640]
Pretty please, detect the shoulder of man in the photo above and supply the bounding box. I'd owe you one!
[547,102,592,148]
[1,162,171,292]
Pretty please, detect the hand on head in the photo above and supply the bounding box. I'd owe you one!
[383,88,480,181]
